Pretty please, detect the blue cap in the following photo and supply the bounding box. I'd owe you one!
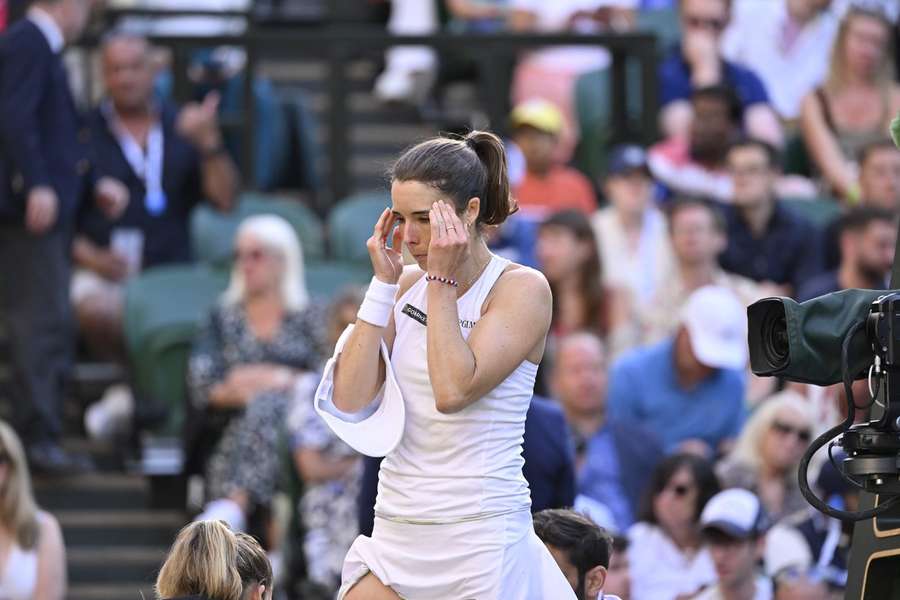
[607,144,650,177]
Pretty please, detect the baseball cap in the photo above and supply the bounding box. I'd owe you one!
[607,144,650,177]
[701,488,768,540]
[510,99,564,136]
[681,285,748,371]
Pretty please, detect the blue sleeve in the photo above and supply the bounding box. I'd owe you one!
[791,222,825,294]
[658,51,691,107]
[554,410,576,509]
[0,30,52,193]
[729,63,770,107]
[725,373,748,440]
[608,356,642,423]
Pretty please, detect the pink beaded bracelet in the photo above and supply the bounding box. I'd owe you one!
[425,274,459,287]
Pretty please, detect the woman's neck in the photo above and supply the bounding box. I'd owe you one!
[666,523,700,551]
[455,240,493,296]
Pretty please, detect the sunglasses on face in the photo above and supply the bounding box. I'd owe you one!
[665,482,694,497]
[771,420,811,443]
[684,15,727,31]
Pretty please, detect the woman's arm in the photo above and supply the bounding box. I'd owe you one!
[799,91,856,200]
[426,267,551,413]
[34,511,66,600]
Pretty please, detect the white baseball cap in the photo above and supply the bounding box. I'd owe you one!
[680,285,748,371]
[701,488,768,540]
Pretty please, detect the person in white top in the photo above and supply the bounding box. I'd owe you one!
[627,454,720,600]
[315,131,574,599]
[0,420,66,600]
[694,488,774,600]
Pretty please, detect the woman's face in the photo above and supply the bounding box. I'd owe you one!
[761,408,811,473]
[654,466,701,532]
[843,15,889,78]
[235,232,282,298]
[536,226,586,283]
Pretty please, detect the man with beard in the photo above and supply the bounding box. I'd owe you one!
[718,138,823,296]
[797,206,897,301]
[649,85,742,202]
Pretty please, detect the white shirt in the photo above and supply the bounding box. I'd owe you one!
[27,6,65,53]
[627,522,717,600]
[721,0,839,119]
[692,575,774,600]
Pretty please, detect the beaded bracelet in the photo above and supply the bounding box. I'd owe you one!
[425,274,459,287]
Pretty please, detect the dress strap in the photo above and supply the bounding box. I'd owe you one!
[470,254,511,313]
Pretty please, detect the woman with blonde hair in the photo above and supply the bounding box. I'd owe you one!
[188,214,329,533]
[800,6,900,201]
[0,420,66,600]
[716,390,816,522]
[156,521,272,600]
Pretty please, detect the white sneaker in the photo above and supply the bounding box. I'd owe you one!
[85,384,134,441]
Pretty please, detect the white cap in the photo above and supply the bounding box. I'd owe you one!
[680,285,748,370]
[700,488,767,540]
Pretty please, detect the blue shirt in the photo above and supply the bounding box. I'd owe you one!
[607,338,746,453]
[659,46,770,109]
[719,201,824,293]
[578,425,634,531]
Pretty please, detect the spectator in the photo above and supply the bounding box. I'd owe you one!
[373,0,438,105]
[188,215,329,534]
[719,139,823,295]
[536,210,638,359]
[0,0,129,473]
[510,0,637,162]
[608,285,747,456]
[628,454,720,600]
[605,535,630,600]
[356,392,577,537]
[722,0,840,121]
[510,100,598,216]
[798,206,896,301]
[446,0,510,32]
[288,290,363,591]
[155,520,273,600]
[649,85,740,202]
[552,332,661,532]
[857,138,900,212]
[533,508,621,600]
[658,0,783,146]
[716,391,815,522]
[696,488,773,600]
[74,33,238,360]
[799,6,900,201]
[592,144,675,302]
[643,197,762,344]
[0,421,66,600]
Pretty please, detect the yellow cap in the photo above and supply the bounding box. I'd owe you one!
[510,99,564,136]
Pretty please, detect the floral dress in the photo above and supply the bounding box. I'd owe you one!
[289,374,362,589]
[188,302,329,507]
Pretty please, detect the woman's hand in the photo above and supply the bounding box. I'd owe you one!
[366,208,404,284]
[426,200,469,279]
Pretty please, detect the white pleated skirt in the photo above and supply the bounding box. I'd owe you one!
[336,509,576,600]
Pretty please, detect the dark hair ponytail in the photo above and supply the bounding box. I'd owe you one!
[391,130,517,227]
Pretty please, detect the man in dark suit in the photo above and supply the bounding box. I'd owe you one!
[552,332,662,533]
[357,396,576,537]
[0,0,128,472]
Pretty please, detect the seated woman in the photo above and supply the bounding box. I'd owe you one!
[189,214,329,533]
[155,520,273,600]
[716,390,815,523]
[800,6,900,201]
[628,453,720,600]
[0,421,66,600]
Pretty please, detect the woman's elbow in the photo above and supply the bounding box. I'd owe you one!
[434,392,470,414]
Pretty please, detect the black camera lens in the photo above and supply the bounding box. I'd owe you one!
[765,314,789,365]
[748,298,790,375]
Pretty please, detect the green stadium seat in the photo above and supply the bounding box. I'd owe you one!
[328,191,391,263]
[123,264,229,435]
[305,260,372,299]
[781,196,842,227]
[191,192,325,269]
[636,8,680,54]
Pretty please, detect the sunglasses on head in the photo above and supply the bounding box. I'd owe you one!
[684,15,727,31]
[771,420,811,443]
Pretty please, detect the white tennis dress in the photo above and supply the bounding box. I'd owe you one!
[315,254,575,600]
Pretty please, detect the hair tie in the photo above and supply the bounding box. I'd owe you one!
[465,137,478,152]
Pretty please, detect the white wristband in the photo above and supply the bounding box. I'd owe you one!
[357,276,399,328]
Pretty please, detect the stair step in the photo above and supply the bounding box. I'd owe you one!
[68,546,168,584]
[34,473,149,511]
[68,582,156,600]
[57,510,184,546]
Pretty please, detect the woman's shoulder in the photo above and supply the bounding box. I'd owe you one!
[495,262,550,294]
[34,510,62,548]
[398,264,425,297]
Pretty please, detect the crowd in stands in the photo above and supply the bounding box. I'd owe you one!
[0,0,899,598]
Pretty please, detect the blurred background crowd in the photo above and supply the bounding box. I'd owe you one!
[0,0,899,598]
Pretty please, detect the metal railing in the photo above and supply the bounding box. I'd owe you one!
[89,9,660,206]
